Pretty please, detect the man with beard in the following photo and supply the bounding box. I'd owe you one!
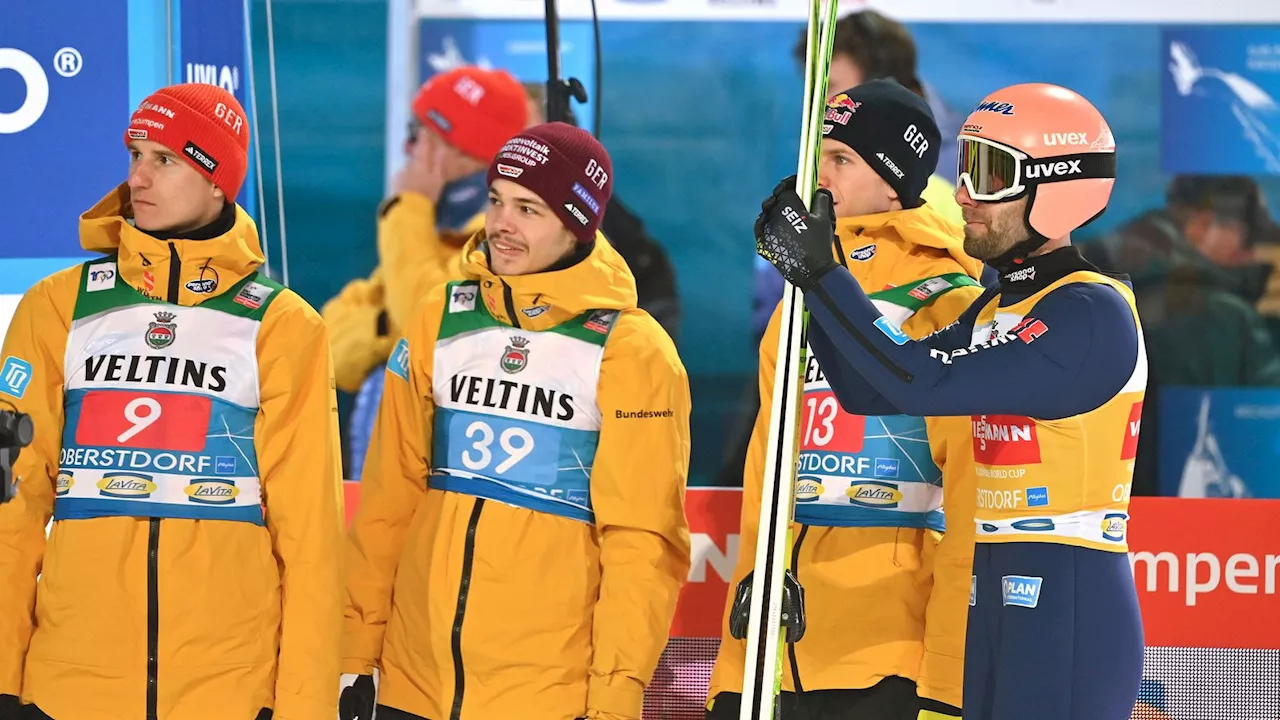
[753,83,1147,720]
[707,80,984,720]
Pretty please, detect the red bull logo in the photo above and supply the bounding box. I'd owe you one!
[829,93,861,110]
[824,108,852,126]
[824,94,860,127]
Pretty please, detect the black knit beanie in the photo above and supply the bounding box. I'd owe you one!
[822,78,941,208]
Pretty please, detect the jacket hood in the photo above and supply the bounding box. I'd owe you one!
[79,184,266,306]
[459,228,638,330]
[835,204,985,280]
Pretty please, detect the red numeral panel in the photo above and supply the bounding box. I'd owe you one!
[801,390,865,454]
[75,390,211,452]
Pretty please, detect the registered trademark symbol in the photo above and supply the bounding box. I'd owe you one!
[53,47,82,78]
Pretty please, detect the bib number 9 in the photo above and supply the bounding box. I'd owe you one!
[74,389,211,452]
[118,397,163,442]
[461,421,535,474]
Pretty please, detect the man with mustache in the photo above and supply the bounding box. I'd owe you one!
[754,83,1146,720]
[340,122,692,720]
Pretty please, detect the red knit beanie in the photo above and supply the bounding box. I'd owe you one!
[412,66,529,162]
[124,83,250,201]
[486,122,613,244]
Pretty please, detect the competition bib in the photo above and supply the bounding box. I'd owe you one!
[794,273,979,531]
[55,261,281,525]
[428,282,615,524]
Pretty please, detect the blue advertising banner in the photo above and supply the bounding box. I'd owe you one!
[0,0,131,290]
[417,20,597,136]
[176,0,257,214]
[1161,26,1280,175]
[1159,387,1280,499]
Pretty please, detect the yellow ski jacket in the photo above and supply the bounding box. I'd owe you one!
[709,205,984,710]
[343,232,692,720]
[0,185,345,719]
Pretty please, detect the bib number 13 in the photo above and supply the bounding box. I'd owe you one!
[462,420,535,474]
[799,390,866,454]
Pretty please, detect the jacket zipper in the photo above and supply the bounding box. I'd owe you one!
[449,500,486,720]
[167,243,182,302]
[786,525,809,694]
[446,285,512,718]
[147,243,181,719]
[500,281,522,329]
[146,518,160,720]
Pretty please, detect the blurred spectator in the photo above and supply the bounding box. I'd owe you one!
[322,66,528,478]
[523,82,683,341]
[1084,175,1280,495]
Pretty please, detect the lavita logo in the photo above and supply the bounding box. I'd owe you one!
[185,63,240,94]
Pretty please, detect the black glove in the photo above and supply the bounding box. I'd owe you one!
[338,675,376,720]
[754,176,839,291]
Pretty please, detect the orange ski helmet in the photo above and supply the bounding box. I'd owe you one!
[957,83,1117,242]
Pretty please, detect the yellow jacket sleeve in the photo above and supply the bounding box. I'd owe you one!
[255,294,347,719]
[586,311,692,720]
[912,283,984,710]
[341,298,439,675]
[377,193,469,334]
[321,271,395,394]
[707,302,781,701]
[0,270,76,697]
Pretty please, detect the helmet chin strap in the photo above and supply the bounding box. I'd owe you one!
[986,185,1051,274]
[988,232,1050,274]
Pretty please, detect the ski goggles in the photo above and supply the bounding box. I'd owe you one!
[957,135,1117,202]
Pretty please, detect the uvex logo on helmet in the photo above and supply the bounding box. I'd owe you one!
[959,82,1117,240]
[1024,159,1083,179]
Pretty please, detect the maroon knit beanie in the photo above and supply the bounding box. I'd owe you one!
[486,122,612,243]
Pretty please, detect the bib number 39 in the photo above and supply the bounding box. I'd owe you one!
[461,420,535,474]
